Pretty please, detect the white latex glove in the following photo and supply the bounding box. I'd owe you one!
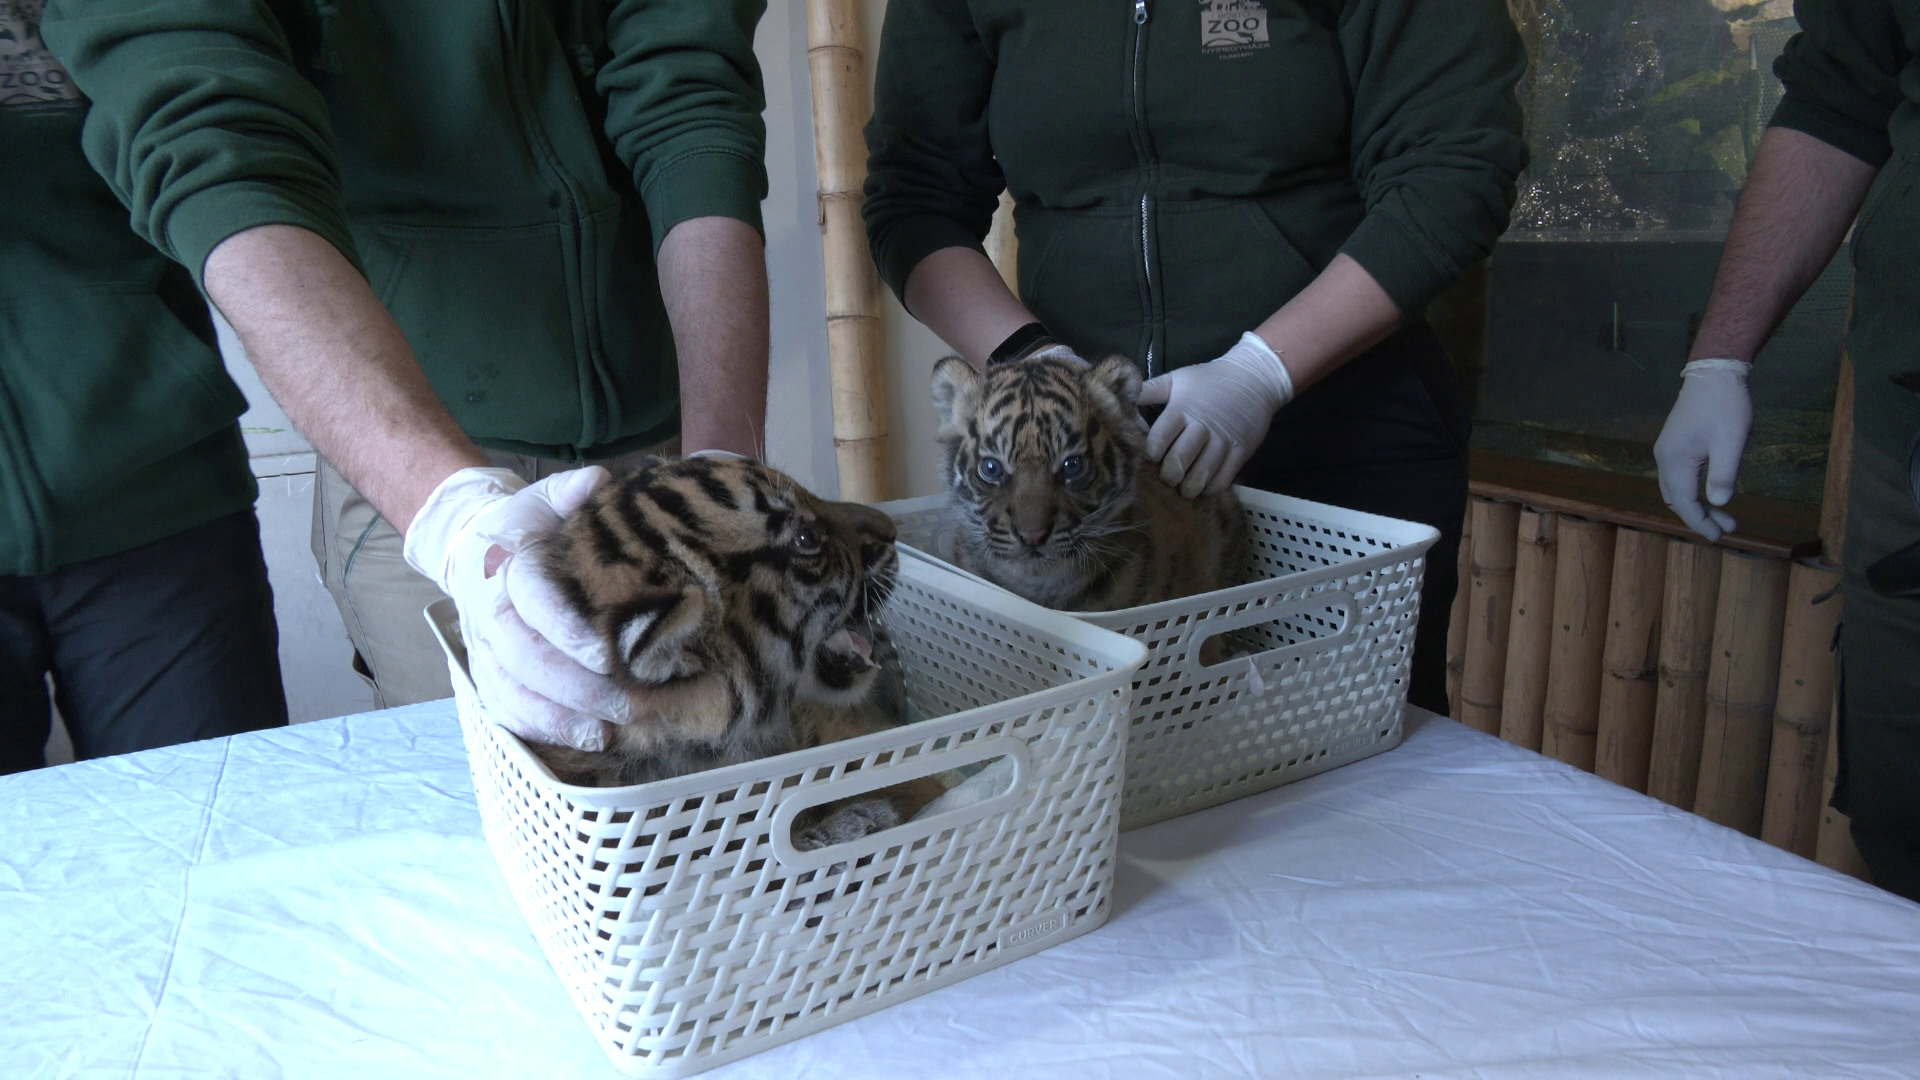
[1138,331,1294,498]
[405,466,632,750]
[1653,358,1753,542]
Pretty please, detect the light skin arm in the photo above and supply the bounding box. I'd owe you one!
[656,215,770,456]
[1688,125,1879,363]
[202,224,485,535]
[902,242,1398,388]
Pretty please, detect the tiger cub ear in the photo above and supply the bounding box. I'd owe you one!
[609,586,711,684]
[930,355,983,436]
[1086,354,1144,415]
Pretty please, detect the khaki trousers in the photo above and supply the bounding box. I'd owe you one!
[310,442,675,708]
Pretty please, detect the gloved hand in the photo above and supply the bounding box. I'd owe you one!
[1652,358,1753,542]
[1138,331,1295,498]
[404,466,632,750]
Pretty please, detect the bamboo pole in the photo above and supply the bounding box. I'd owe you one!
[1760,560,1843,859]
[1693,551,1792,836]
[1446,502,1474,719]
[1460,499,1521,736]
[984,189,1019,295]
[1646,539,1723,810]
[807,0,891,502]
[1820,345,1855,562]
[1500,509,1557,751]
[1541,518,1615,771]
[1595,527,1667,791]
[1816,694,1872,880]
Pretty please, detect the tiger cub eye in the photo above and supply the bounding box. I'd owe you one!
[1060,454,1087,481]
[977,457,1006,484]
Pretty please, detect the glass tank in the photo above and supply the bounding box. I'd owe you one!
[1472,0,1846,506]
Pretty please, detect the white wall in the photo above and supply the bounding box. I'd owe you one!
[204,1,948,725]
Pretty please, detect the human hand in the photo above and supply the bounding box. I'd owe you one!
[404,467,633,750]
[1138,331,1295,497]
[1653,358,1753,542]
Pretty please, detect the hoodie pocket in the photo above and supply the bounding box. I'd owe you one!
[1154,199,1317,368]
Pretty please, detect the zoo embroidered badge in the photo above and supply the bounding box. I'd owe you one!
[0,0,82,108]
[1200,0,1271,57]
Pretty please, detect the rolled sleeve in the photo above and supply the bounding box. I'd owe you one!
[1335,0,1529,315]
[599,0,770,253]
[1768,0,1904,167]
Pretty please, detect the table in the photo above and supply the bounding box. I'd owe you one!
[5,703,1917,1078]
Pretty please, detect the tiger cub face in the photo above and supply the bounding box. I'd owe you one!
[534,456,900,785]
[931,349,1146,585]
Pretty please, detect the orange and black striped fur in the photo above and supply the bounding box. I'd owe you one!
[932,349,1249,614]
[531,456,943,849]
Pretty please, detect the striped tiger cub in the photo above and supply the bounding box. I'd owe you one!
[530,456,944,850]
[931,349,1250,615]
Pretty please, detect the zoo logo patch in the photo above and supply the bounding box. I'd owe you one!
[0,0,83,108]
[1200,0,1271,58]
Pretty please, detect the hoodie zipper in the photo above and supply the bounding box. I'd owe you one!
[1130,0,1159,376]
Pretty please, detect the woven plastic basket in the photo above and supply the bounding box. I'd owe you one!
[878,487,1439,831]
[427,556,1146,1077]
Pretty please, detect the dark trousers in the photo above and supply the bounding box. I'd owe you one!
[1234,321,1468,717]
[1,510,288,774]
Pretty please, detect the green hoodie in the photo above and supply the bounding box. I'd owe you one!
[1769,0,1917,167]
[2,10,254,577]
[863,0,1527,376]
[37,0,768,461]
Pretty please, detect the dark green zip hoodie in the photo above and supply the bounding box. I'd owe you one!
[3,10,254,577]
[863,0,1528,376]
[38,0,768,460]
[1770,0,1918,167]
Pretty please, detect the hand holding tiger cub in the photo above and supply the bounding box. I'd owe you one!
[404,466,634,751]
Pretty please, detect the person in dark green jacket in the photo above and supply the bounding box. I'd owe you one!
[2,1,286,773]
[40,0,774,751]
[863,0,1528,714]
[1653,0,1920,901]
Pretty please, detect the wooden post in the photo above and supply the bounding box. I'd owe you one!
[1460,499,1521,736]
[1447,503,1474,719]
[1595,527,1667,792]
[1760,560,1843,859]
[1816,695,1872,880]
[1693,551,1792,836]
[1500,509,1557,751]
[806,0,892,502]
[1646,539,1723,810]
[1542,518,1615,771]
[984,189,1019,295]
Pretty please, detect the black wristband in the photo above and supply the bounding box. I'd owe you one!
[988,322,1054,366]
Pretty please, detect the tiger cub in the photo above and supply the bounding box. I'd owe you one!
[530,456,944,850]
[931,349,1250,615]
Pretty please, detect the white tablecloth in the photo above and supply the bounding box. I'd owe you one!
[4,703,1916,1079]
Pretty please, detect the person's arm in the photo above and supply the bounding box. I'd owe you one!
[204,225,483,532]
[1143,0,1528,496]
[599,0,771,456]
[901,247,1039,367]
[1652,0,1903,541]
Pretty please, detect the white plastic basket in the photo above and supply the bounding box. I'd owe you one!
[878,487,1439,831]
[428,556,1146,1078]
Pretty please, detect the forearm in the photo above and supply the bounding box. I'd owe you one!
[1690,126,1879,364]
[1251,253,1402,394]
[902,246,1038,366]
[203,225,484,533]
[656,216,769,456]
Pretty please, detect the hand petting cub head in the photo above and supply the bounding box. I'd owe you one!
[931,347,1147,572]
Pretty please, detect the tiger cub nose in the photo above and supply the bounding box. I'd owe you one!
[1016,525,1051,549]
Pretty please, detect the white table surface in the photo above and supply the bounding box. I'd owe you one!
[5,702,1917,1079]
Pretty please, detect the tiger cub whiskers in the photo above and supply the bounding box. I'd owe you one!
[528,456,943,849]
[931,349,1251,620]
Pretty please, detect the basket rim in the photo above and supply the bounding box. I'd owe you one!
[427,558,1148,810]
[876,485,1442,622]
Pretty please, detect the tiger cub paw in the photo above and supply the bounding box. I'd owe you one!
[793,797,903,851]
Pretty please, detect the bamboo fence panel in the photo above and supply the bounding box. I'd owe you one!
[1499,509,1558,751]
[1693,551,1792,836]
[1542,519,1615,770]
[1759,560,1843,858]
[806,0,891,502]
[1447,504,1474,719]
[1646,539,1723,810]
[1594,527,1666,791]
[1460,499,1521,736]
[1816,695,1872,879]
